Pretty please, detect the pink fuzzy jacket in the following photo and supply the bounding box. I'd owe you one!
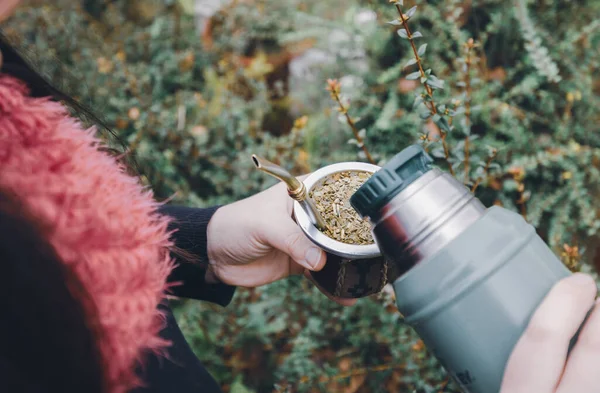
[0,74,176,393]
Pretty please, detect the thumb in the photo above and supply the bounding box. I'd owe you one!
[262,220,326,272]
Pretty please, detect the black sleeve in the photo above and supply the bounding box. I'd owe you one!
[158,205,236,307]
[130,304,224,393]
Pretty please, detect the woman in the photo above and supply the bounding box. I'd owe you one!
[0,2,599,393]
[0,37,339,393]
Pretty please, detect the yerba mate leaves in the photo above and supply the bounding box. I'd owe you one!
[310,171,374,245]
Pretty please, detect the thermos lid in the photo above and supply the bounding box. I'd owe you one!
[350,144,433,218]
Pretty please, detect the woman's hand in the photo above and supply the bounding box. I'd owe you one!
[207,179,356,306]
[500,272,599,393]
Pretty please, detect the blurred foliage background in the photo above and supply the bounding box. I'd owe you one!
[3,0,600,391]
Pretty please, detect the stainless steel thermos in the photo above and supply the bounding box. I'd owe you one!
[350,144,574,393]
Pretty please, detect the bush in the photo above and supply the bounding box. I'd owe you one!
[300,0,600,259]
[5,0,600,392]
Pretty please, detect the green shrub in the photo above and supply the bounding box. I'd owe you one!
[299,0,600,258]
[5,0,600,392]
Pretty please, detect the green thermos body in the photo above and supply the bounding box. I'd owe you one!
[350,145,573,393]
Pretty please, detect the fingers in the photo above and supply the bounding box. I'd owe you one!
[303,270,357,307]
[555,298,600,393]
[499,273,597,393]
[261,220,326,272]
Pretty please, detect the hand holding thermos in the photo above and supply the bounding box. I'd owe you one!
[348,145,597,392]
[250,144,597,393]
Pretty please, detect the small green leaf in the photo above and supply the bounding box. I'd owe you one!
[454,106,466,115]
[489,163,502,171]
[397,29,408,38]
[264,314,288,334]
[503,179,518,192]
[347,138,359,146]
[404,58,418,68]
[431,147,445,158]
[426,76,445,90]
[358,128,367,139]
[435,116,452,133]
[387,20,402,26]
[426,79,445,90]
[425,69,432,75]
[471,157,485,167]
[413,95,424,108]
[419,111,432,120]
[461,125,471,136]
[456,81,467,87]
[412,31,423,38]
[405,6,417,18]
[486,145,498,154]
[420,76,428,83]
[230,376,256,393]
[405,71,421,80]
[417,44,427,56]
[454,148,465,161]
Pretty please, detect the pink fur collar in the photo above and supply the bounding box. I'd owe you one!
[0,74,175,392]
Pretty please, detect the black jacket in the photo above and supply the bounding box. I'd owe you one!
[130,205,234,393]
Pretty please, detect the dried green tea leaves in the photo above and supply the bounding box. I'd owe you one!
[309,171,374,245]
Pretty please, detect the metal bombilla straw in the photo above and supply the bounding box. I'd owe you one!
[251,155,328,231]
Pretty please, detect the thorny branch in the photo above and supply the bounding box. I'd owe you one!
[395,4,436,114]
[471,148,497,193]
[326,79,376,165]
[394,3,454,175]
[463,38,475,182]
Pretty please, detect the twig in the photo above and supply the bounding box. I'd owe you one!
[471,148,497,193]
[394,3,454,175]
[326,79,376,164]
[395,4,437,115]
[463,39,475,182]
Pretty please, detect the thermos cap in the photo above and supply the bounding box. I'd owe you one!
[350,144,433,219]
